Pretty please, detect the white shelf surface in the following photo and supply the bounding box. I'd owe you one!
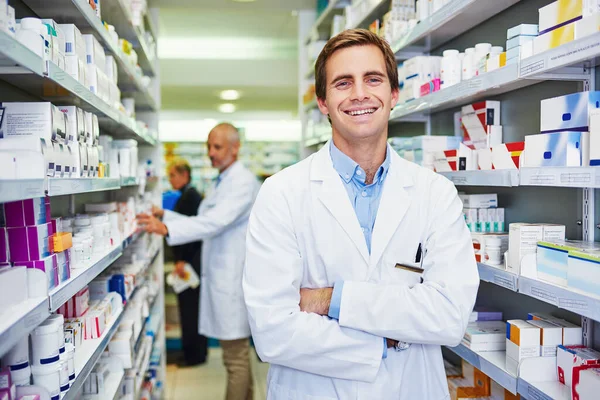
[439,170,519,187]
[519,167,600,188]
[446,345,517,395]
[391,0,520,57]
[389,64,539,121]
[0,179,46,203]
[49,242,123,311]
[0,297,50,357]
[62,308,125,400]
[120,177,140,187]
[517,379,569,400]
[47,178,122,196]
[477,263,518,292]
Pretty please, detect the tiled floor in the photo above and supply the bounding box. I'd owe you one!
[165,348,269,400]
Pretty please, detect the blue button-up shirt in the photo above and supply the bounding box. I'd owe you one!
[326,141,391,357]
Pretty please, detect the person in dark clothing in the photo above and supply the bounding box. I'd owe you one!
[163,158,208,366]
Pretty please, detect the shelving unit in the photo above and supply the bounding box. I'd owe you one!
[0,0,165,396]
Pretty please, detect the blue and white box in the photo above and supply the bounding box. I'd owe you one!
[507,24,539,39]
[411,135,461,151]
[568,250,600,296]
[589,112,600,166]
[540,91,600,133]
[523,131,589,167]
[506,35,536,50]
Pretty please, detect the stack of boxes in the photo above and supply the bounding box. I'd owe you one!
[506,24,538,64]
[59,24,87,87]
[444,359,518,400]
[380,0,417,45]
[522,91,599,168]
[507,223,565,276]
[534,0,583,55]
[398,55,442,104]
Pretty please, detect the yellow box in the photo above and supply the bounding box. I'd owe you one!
[539,0,583,33]
[52,232,73,252]
[534,22,576,54]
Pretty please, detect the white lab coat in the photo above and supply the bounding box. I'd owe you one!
[243,143,479,400]
[165,161,260,340]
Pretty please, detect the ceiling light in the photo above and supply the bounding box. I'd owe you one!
[220,90,240,101]
[219,103,236,113]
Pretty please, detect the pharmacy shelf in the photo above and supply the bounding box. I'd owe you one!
[0,179,46,203]
[354,0,391,30]
[101,0,157,77]
[0,297,50,358]
[82,370,125,400]
[518,275,600,323]
[47,178,122,196]
[520,31,600,78]
[21,0,158,111]
[49,242,123,311]
[439,170,519,187]
[0,30,44,75]
[120,177,140,187]
[517,379,570,400]
[305,0,349,43]
[446,345,518,395]
[389,64,539,121]
[391,0,520,57]
[519,167,600,188]
[477,263,518,292]
[63,308,125,400]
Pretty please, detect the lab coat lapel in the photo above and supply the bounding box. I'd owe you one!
[370,152,413,269]
[312,144,370,266]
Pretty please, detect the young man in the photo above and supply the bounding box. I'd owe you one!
[243,29,479,399]
[164,158,208,366]
[138,123,259,400]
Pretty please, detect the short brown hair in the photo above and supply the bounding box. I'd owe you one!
[315,29,399,100]
[167,158,192,181]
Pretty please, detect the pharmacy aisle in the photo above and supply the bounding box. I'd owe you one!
[0,0,165,399]
[299,0,600,399]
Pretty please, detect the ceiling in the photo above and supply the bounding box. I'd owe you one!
[153,0,316,115]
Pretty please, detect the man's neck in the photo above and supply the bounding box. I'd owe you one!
[219,159,237,174]
[332,131,387,184]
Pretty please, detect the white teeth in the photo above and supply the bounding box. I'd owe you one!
[348,108,376,116]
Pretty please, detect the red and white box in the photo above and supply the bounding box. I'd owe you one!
[59,286,89,318]
[491,142,525,169]
[433,149,458,172]
[84,309,106,339]
[420,78,441,97]
[573,366,600,400]
[461,101,502,149]
[558,345,600,387]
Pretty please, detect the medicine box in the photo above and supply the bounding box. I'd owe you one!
[575,12,600,38]
[464,208,478,232]
[462,321,506,351]
[524,131,589,167]
[508,223,543,275]
[520,40,535,60]
[527,312,583,345]
[470,307,503,322]
[4,197,48,227]
[14,254,58,291]
[0,228,7,264]
[0,266,28,312]
[506,46,520,61]
[459,194,498,209]
[83,34,105,68]
[583,0,600,16]
[543,224,566,242]
[568,250,600,296]
[448,378,489,400]
[461,360,491,394]
[534,22,576,54]
[589,113,600,166]
[58,24,86,62]
[58,106,84,143]
[471,233,509,264]
[557,345,600,387]
[506,35,536,50]
[0,102,66,143]
[491,141,524,170]
[537,240,600,286]
[538,0,583,33]
[432,149,457,172]
[573,367,600,400]
[507,24,539,39]
[7,222,52,262]
[506,320,541,375]
[476,148,493,170]
[461,101,502,150]
[540,91,600,133]
[411,135,461,151]
[526,319,563,356]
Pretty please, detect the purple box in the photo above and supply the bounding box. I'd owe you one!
[14,254,58,290]
[470,306,503,322]
[0,228,7,263]
[7,223,51,262]
[50,218,62,235]
[4,198,47,227]
[56,249,71,283]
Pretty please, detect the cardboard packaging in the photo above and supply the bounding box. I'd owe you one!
[471,233,509,264]
[538,0,583,33]
[573,366,600,400]
[568,250,600,296]
[3,198,48,227]
[412,135,461,151]
[589,112,600,165]
[470,307,503,322]
[527,313,583,345]
[507,35,536,50]
[540,91,600,133]
[0,102,66,143]
[462,321,506,351]
[14,254,58,290]
[526,319,563,356]
[534,21,576,54]
[58,24,86,62]
[459,194,498,209]
[7,223,52,262]
[506,320,541,375]
[537,240,600,286]
[557,345,600,387]
[507,24,539,39]
[575,12,600,38]
[492,141,524,169]
[508,224,543,275]
[461,101,502,149]
[58,106,85,144]
[524,131,589,167]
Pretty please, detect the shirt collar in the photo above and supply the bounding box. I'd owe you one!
[330,141,391,184]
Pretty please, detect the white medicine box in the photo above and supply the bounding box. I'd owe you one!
[461,101,502,149]
[508,223,543,275]
[523,131,589,167]
[0,102,66,143]
[540,91,600,133]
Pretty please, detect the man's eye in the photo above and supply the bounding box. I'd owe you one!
[336,82,349,88]
[368,78,382,83]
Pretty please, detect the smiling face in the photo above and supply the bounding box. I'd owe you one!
[317,44,398,145]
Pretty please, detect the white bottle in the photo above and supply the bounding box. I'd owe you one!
[474,43,492,76]
[440,49,461,89]
[462,48,476,81]
[16,18,44,57]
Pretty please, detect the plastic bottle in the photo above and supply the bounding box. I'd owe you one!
[474,43,492,76]
[440,49,461,89]
[462,48,476,81]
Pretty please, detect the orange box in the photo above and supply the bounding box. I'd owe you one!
[52,232,73,252]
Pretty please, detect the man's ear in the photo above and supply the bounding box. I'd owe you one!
[317,97,329,116]
[391,88,399,109]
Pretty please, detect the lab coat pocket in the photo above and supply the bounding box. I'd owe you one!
[388,262,423,288]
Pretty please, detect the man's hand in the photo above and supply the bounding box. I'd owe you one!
[175,261,187,279]
[152,205,164,219]
[299,288,333,316]
[136,213,168,236]
[386,338,399,349]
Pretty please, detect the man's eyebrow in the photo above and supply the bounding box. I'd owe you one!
[364,70,386,78]
[330,74,353,85]
[330,71,387,85]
